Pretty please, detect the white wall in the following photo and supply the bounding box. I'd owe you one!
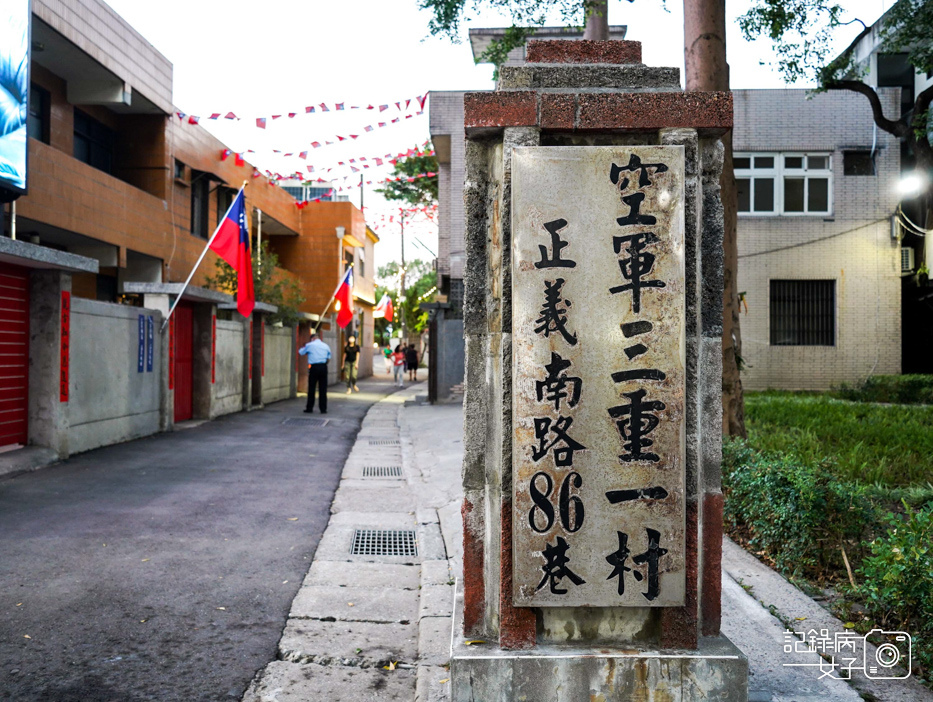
[68,299,162,454]
[212,319,245,417]
[261,325,294,404]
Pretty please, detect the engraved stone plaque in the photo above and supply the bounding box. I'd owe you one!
[512,146,686,607]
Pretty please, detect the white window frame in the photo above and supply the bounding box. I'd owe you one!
[736,152,833,217]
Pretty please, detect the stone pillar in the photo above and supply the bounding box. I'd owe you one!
[192,303,214,420]
[452,40,747,701]
[28,271,71,458]
[238,312,253,411]
[250,312,264,407]
[140,293,173,432]
[289,324,298,399]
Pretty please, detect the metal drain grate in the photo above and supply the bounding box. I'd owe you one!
[368,439,400,446]
[350,529,417,557]
[362,465,403,478]
[282,417,329,427]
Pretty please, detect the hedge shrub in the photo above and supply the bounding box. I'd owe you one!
[722,439,878,580]
[836,374,933,405]
[859,504,933,677]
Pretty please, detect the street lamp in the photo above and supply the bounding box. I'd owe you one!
[897,172,926,196]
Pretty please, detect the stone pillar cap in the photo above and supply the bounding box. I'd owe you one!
[526,39,642,64]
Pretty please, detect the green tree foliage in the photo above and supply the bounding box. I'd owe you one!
[375,144,438,207]
[738,0,933,170]
[375,260,437,343]
[204,240,306,326]
[419,0,619,72]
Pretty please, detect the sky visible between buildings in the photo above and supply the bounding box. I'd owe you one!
[101,0,896,270]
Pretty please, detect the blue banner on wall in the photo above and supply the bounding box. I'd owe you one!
[138,315,145,373]
[146,316,154,372]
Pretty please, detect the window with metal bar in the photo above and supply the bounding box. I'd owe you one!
[769,280,835,346]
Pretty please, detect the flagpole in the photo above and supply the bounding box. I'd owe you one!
[314,263,353,334]
[160,181,248,333]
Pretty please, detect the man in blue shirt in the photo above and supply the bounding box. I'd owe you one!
[298,332,332,413]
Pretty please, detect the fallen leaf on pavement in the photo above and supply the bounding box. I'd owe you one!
[383,661,397,671]
[140,619,147,623]
[844,622,856,629]
[794,617,806,621]
[141,559,150,562]
[464,640,487,646]
[217,607,226,611]
[347,602,354,606]
[440,679,450,684]
[23,635,30,639]
[287,518,298,521]
[16,603,22,607]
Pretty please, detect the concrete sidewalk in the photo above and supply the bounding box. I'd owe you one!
[243,382,460,701]
[244,391,931,702]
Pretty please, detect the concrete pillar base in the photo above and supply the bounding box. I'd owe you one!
[450,591,748,702]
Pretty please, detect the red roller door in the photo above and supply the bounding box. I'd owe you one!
[173,303,194,423]
[0,265,29,447]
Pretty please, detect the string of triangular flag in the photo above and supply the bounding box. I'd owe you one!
[174,94,427,129]
[369,206,438,234]
[251,145,434,173]
[288,172,438,207]
[228,143,434,185]
[214,116,428,167]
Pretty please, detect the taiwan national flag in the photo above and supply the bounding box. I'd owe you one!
[335,268,354,328]
[209,189,255,317]
[374,293,394,322]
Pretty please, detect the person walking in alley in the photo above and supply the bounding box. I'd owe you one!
[406,344,419,382]
[383,346,393,375]
[299,332,331,413]
[343,334,361,394]
[392,344,406,387]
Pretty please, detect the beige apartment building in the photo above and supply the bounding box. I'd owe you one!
[734,88,904,390]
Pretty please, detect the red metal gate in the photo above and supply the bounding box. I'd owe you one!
[173,303,194,423]
[0,265,30,447]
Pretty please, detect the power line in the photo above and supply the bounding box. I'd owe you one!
[737,217,889,259]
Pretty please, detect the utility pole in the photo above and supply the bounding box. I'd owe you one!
[400,210,407,343]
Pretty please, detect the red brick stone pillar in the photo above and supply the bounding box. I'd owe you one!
[458,37,732,653]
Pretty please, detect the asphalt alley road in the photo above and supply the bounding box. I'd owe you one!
[0,376,398,702]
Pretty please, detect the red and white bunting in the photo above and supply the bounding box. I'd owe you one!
[177,93,427,129]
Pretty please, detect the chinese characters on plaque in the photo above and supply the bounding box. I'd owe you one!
[512,147,686,607]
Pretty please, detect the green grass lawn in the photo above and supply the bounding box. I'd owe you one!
[732,390,933,681]
[745,391,933,486]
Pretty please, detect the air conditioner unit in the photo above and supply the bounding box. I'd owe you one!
[901,246,915,273]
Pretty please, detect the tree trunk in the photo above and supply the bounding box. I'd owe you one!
[583,0,609,40]
[683,0,746,437]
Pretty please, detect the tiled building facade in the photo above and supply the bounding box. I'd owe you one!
[734,88,903,390]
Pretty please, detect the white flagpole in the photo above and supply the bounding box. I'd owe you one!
[313,264,353,334]
[160,181,248,333]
